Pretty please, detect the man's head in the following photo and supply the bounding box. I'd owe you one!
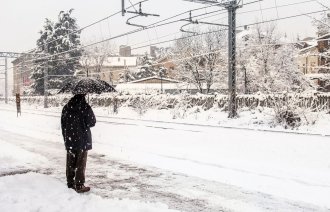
[74,94,86,98]
[71,94,87,103]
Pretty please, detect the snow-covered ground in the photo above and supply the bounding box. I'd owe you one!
[0,172,178,212]
[0,136,178,212]
[1,102,330,211]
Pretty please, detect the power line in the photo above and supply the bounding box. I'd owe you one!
[10,34,330,88]
[5,6,328,75]
[6,8,329,77]
[244,9,328,27]
[274,0,279,19]
[315,0,330,10]
[258,0,264,22]
[22,0,149,55]
[13,0,314,68]
[8,9,229,68]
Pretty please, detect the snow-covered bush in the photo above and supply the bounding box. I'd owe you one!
[270,92,326,129]
[171,93,191,119]
[129,94,156,116]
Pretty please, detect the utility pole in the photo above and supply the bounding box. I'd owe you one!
[160,72,163,93]
[122,0,125,16]
[5,57,8,104]
[226,0,239,118]
[183,0,241,118]
[44,44,48,108]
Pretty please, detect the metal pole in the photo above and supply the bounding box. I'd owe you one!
[160,73,163,93]
[5,57,8,104]
[44,44,48,108]
[122,0,125,16]
[227,0,238,118]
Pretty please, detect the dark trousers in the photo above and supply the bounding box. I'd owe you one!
[66,150,88,186]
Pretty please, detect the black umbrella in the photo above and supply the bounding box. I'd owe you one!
[58,77,116,94]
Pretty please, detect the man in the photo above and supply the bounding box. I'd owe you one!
[61,94,96,193]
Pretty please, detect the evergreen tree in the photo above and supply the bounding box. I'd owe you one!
[30,19,54,94]
[313,13,330,36]
[30,9,82,94]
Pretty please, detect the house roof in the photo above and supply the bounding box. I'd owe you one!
[318,33,330,40]
[115,81,228,93]
[103,56,137,67]
[129,76,180,84]
[299,44,318,54]
[83,56,137,67]
[302,37,315,41]
[305,73,330,80]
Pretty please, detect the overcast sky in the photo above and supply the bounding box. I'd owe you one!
[0,0,329,94]
[0,0,329,52]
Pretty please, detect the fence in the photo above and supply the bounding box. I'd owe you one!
[1,93,330,111]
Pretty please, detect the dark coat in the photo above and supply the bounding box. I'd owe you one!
[61,94,96,151]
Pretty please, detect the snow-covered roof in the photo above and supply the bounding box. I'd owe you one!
[306,40,318,46]
[129,76,180,84]
[305,73,330,80]
[103,56,137,67]
[236,28,253,43]
[317,33,330,40]
[115,82,185,92]
[115,82,227,93]
[80,56,137,67]
[299,45,318,54]
[297,37,317,48]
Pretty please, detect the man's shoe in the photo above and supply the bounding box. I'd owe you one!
[75,185,90,193]
[67,184,75,189]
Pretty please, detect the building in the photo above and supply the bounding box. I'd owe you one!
[12,54,34,95]
[150,46,159,58]
[87,56,138,85]
[155,56,177,78]
[298,33,330,74]
[298,33,330,90]
[119,45,131,57]
[115,76,181,93]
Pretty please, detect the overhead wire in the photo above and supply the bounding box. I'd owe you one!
[23,0,225,55]
[3,4,228,74]
[9,8,230,70]
[11,35,330,85]
[5,7,329,76]
[7,2,330,85]
[22,0,149,55]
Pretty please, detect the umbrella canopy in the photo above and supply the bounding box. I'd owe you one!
[58,77,116,94]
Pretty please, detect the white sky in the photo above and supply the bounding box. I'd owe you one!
[0,0,329,94]
[0,0,329,52]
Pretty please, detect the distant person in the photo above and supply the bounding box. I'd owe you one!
[61,94,96,193]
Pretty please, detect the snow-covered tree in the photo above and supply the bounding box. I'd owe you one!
[30,18,54,94]
[313,13,330,73]
[118,54,170,83]
[237,24,309,93]
[269,44,310,91]
[80,41,116,79]
[313,12,330,36]
[249,24,278,77]
[203,28,227,93]
[174,28,227,93]
[30,9,82,94]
